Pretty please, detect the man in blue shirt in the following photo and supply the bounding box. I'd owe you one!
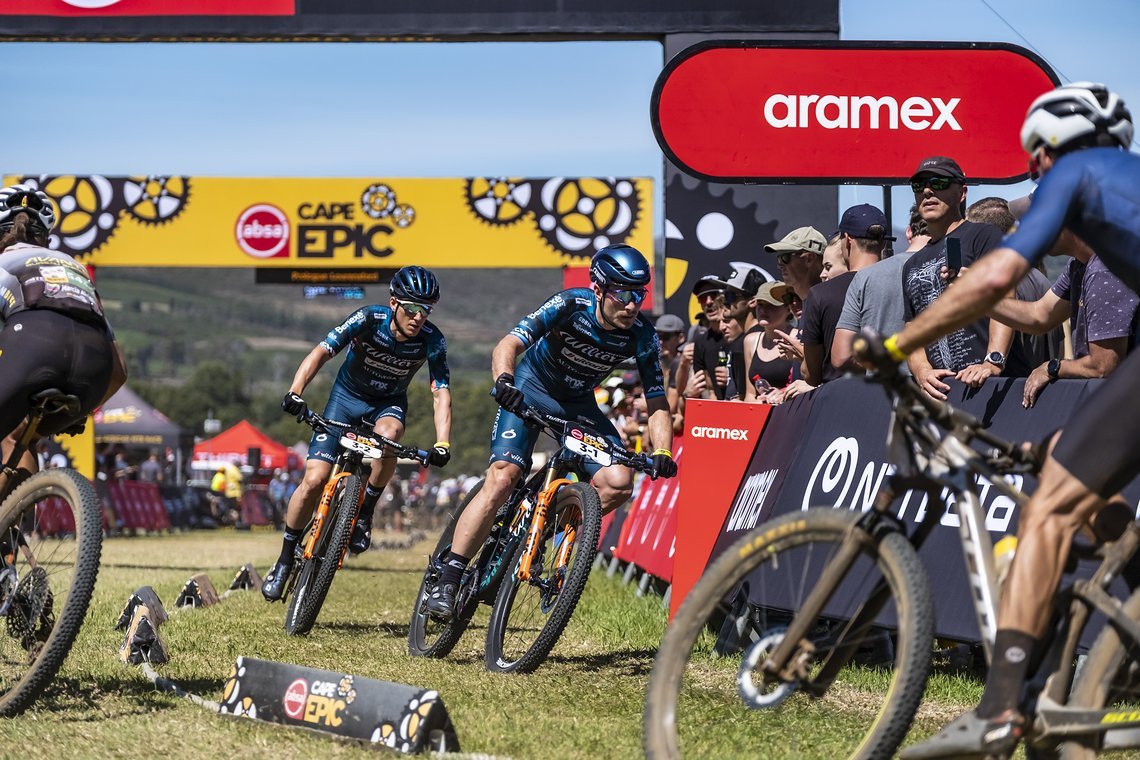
[872,83,1140,758]
[263,265,453,601]
[423,244,677,619]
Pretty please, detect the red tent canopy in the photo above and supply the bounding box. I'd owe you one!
[192,420,293,471]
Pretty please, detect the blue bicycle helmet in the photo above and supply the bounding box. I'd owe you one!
[390,265,440,304]
[589,244,651,289]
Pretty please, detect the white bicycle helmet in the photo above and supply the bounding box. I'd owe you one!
[0,183,56,234]
[1020,82,1133,154]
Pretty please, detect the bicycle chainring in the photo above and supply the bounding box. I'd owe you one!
[6,566,54,653]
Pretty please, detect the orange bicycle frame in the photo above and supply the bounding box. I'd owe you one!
[302,467,363,566]
[515,471,575,582]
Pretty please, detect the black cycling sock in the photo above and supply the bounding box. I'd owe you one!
[438,551,469,587]
[277,527,302,567]
[977,629,1038,718]
[359,483,383,523]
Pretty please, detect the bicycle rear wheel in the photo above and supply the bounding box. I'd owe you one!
[484,482,601,674]
[0,468,102,716]
[644,508,934,760]
[284,475,360,636]
[408,479,484,658]
[1058,586,1140,759]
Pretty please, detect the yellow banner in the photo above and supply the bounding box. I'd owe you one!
[4,175,653,269]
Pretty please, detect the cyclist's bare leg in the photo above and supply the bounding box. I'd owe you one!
[0,425,38,498]
[591,463,633,515]
[999,454,1106,637]
[368,417,404,492]
[283,458,334,532]
[451,460,522,558]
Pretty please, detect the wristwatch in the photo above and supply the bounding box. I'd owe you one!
[1047,357,1062,380]
[985,351,1006,370]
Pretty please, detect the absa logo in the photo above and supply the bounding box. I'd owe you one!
[236,204,290,259]
[282,678,308,719]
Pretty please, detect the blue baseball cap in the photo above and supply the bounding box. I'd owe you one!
[835,204,895,240]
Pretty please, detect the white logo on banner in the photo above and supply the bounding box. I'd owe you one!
[689,426,750,441]
[63,0,123,8]
[802,436,1019,533]
[763,94,962,131]
[724,469,779,532]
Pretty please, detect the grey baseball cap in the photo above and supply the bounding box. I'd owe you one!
[764,226,826,255]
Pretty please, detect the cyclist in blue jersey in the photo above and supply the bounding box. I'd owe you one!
[423,243,678,619]
[859,83,1140,759]
[262,265,453,601]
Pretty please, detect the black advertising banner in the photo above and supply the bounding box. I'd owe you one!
[219,656,459,753]
[722,376,1134,642]
[0,0,837,39]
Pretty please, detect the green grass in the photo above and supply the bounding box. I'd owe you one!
[0,531,988,758]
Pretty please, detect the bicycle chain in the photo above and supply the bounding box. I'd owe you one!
[6,566,54,653]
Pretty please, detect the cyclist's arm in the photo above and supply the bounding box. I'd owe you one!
[988,290,1069,335]
[644,395,673,455]
[431,386,452,445]
[491,333,527,380]
[895,248,1030,356]
[289,344,334,396]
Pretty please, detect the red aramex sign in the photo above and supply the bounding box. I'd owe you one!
[652,42,1059,185]
[0,0,293,15]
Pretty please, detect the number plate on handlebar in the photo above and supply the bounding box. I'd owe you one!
[562,426,613,467]
[339,432,386,460]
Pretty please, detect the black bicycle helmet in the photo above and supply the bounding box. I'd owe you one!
[389,265,440,304]
[0,183,56,235]
[589,244,651,289]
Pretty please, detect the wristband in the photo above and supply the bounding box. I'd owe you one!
[434,441,451,449]
[883,334,909,363]
[651,448,673,458]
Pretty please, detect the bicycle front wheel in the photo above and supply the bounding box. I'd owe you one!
[284,475,360,636]
[0,468,102,716]
[484,482,601,674]
[644,507,934,760]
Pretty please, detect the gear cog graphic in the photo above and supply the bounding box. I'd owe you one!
[22,175,122,259]
[392,204,415,228]
[534,178,640,260]
[123,176,190,226]
[362,183,398,219]
[465,177,531,226]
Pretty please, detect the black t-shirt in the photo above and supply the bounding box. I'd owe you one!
[902,221,1030,374]
[724,324,763,400]
[800,270,857,384]
[691,326,728,400]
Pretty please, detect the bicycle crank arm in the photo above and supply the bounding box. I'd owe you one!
[1035,697,1140,747]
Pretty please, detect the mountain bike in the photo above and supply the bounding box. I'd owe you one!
[281,409,430,636]
[408,405,658,673]
[645,355,1140,759]
[0,389,102,716]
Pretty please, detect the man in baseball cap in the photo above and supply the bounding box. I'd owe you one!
[765,226,826,300]
[909,155,966,185]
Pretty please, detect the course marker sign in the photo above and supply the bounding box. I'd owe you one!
[652,41,1059,184]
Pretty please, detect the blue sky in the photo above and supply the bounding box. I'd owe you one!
[4,0,1138,231]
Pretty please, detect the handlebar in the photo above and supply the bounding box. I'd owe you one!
[300,408,433,467]
[517,404,658,477]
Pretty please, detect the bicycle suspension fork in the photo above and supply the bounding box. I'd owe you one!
[516,468,574,582]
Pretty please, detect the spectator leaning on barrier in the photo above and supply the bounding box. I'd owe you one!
[968,196,1063,368]
[987,194,1140,408]
[686,276,729,400]
[901,156,1026,400]
[832,205,922,373]
[766,226,826,383]
[801,204,889,386]
[742,281,798,402]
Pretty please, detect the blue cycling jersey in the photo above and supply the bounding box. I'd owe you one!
[510,288,665,401]
[1005,147,1140,294]
[320,305,449,397]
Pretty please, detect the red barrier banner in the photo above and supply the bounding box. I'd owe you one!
[669,401,768,619]
[613,443,684,581]
[652,42,1058,184]
[0,1,294,15]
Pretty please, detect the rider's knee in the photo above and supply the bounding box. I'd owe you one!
[485,461,520,496]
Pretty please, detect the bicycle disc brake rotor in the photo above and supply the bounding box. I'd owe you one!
[6,566,54,652]
[737,628,798,709]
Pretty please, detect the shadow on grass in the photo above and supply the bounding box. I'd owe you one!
[545,647,658,676]
[100,563,243,573]
[339,566,422,576]
[319,620,409,639]
[32,672,224,719]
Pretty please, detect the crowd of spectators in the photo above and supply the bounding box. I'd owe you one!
[642,153,1140,433]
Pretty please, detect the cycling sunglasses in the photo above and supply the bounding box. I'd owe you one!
[397,299,433,317]
[605,287,648,306]
[910,176,956,193]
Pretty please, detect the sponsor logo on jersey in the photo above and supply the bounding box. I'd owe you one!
[559,347,611,373]
[235,204,290,259]
[562,335,626,364]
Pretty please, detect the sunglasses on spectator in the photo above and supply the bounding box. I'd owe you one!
[397,300,433,317]
[605,287,647,306]
[723,288,751,306]
[910,176,956,193]
[775,250,808,266]
[697,292,722,306]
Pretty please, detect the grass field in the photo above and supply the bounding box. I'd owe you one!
[0,529,989,759]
